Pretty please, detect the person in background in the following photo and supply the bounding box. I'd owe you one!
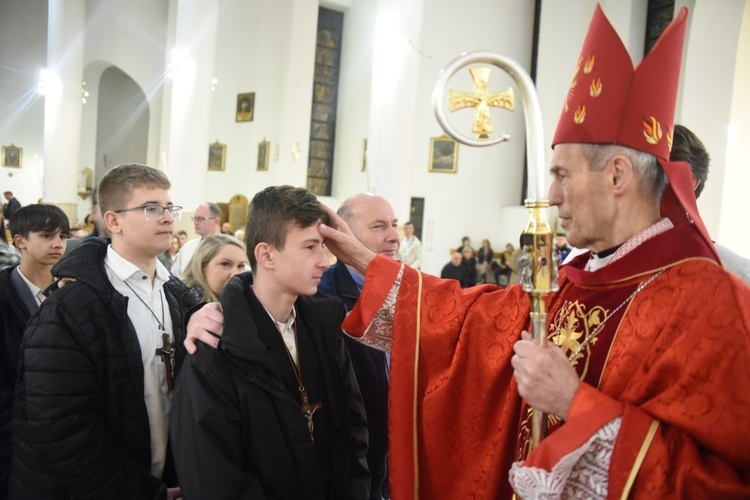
[0,205,20,271]
[319,192,399,499]
[3,192,21,222]
[181,234,248,303]
[158,235,181,271]
[476,239,494,284]
[170,185,369,499]
[0,204,70,498]
[461,246,477,287]
[671,124,750,285]
[456,235,472,255]
[171,202,221,278]
[175,230,188,249]
[398,221,422,270]
[221,222,233,235]
[553,233,573,263]
[440,251,466,285]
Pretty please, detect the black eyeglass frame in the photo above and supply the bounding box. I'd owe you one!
[113,204,184,221]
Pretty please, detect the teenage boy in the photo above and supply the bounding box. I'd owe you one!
[10,164,198,499]
[170,185,370,499]
[0,204,70,497]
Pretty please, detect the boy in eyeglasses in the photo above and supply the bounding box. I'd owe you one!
[10,163,199,499]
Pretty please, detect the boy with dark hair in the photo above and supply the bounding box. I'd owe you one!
[0,204,70,497]
[10,164,198,499]
[170,185,370,499]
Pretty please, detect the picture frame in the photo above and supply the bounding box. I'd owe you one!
[428,134,458,173]
[236,92,255,122]
[257,139,270,171]
[361,138,367,172]
[2,144,22,168]
[208,141,226,171]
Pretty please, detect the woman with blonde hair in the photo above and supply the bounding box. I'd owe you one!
[182,234,249,302]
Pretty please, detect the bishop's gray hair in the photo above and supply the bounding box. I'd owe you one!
[579,144,667,203]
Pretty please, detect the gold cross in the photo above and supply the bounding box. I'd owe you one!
[449,66,515,139]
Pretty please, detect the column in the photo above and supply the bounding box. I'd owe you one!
[366,0,425,221]
[43,0,85,222]
[161,0,219,235]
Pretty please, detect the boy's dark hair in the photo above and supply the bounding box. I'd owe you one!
[97,163,171,215]
[671,124,710,198]
[245,185,330,272]
[9,204,72,239]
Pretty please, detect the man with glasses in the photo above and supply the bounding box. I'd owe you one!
[171,202,221,278]
[10,164,199,499]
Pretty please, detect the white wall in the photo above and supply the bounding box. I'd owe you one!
[0,0,48,206]
[2,0,748,262]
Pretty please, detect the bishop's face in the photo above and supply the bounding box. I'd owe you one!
[548,144,614,253]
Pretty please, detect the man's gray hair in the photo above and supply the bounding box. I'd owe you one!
[580,144,667,202]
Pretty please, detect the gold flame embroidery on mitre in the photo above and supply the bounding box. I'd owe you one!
[574,105,586,124]
[643,116,662,145]
[584,54,595,74]
[667,128,673,151]
[589,78,602,98]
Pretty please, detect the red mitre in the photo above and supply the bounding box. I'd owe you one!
[552,5,719,262]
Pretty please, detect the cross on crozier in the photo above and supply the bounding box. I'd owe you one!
[449,66,515,139]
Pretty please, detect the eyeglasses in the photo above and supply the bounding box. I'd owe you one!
[191,216,218,222]
[114,205,183,221]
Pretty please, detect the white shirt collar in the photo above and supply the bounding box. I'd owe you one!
[105,245,170,285]
[16,267,46,306]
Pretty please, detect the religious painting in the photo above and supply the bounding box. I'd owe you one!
[1,144,22,168]
[208,141,226,171]
[236,92,255,122]
[257,139,270,171]
[361,138,367,172]
[428,135,458,173]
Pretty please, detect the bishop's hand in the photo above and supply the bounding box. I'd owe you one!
[511,331,580,419]
[319,205,376,275]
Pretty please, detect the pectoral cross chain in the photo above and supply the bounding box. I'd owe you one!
[156,333,176,391]
[300,389,323,442]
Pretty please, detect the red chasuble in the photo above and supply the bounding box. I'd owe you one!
[343,224,750,499]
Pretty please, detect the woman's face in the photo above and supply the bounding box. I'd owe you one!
[170,236,180,254]
[204,244,249,296]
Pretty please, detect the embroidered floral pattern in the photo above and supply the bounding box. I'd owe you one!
[509,417,621,499]
[352,264,406,352]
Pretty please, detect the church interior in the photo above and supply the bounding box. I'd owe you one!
[1,0,748,274]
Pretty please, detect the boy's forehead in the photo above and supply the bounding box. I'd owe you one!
[125,186,172,205]
[285,222,323,241]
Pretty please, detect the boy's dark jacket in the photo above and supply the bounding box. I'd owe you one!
[9,237,197,499]
[170,271,370,499]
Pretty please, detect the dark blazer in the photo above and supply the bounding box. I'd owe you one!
[318,262,389,500]
[170,272,369,499]
[0,267,36,497]
[9,238,197,500]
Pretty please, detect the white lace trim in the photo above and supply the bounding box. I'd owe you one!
[509,416,622,499]
[349,263,405,353]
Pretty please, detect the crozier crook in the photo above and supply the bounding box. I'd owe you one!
[432,51,557,450]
